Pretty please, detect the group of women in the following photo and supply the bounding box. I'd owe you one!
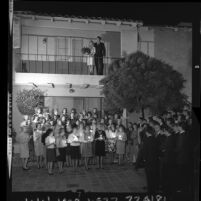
[17,107,139,175]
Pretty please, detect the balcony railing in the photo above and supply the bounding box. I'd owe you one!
[15,53,120,75]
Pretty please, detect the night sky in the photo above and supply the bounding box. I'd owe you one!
[14,1,201,26]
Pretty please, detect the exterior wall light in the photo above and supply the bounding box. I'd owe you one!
[47,83,55,88]
[66,83,72,88]
[29,82,38,88]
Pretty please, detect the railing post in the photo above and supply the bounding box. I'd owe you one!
[42,60,43,73]
[35,54,36,73]
[81,56,83,75]
[55,55,56,74]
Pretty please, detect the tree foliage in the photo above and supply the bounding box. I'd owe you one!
[100,51,187,115]
[16,88,44,116]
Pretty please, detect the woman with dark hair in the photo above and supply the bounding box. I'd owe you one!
[87,112,93,124]
[62,108,68,119]
[61,115,66,126]
[45,128,56,175]
[116,125,127,165]
[94,123,106,169]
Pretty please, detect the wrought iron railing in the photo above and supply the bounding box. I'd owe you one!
[15,53,120,75]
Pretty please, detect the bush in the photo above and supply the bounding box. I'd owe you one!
[16,88,44,116]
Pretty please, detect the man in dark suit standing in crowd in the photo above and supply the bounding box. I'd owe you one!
[94,36,106,75]
[142,125,159,193]
[175,122,191,193]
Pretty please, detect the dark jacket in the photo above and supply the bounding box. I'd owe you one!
[155,133,167,158]
[175,131,191,165]
[94,42,106,57]
[142,136,158,168]
[162,134,177,165]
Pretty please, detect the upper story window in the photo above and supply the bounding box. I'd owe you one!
[137,31,154,57]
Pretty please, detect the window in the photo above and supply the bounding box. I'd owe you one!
[138,41,154,57]
[55,37,70,61]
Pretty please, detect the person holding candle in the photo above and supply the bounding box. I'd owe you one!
[80,125,93,170]
[89,123,97,165]
[68,126,81,172]
[65,121,72,167]
[33,123,44,169]
[78,122,85,166]
[94,123,107,169]
[45,128,56,175]
[106,123,117,164]
[17,125,33,170]
[116,125,127,165]
[55,128,67,174]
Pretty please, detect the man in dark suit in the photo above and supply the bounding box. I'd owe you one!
[160,125,177,196]
[142,125,159,193]
[175,122,191,193]
[154,122,167,191]
[94,36,106,75]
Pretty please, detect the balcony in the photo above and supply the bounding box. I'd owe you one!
[15,53,119,75]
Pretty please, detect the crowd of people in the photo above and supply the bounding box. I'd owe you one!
[16,105,193,195]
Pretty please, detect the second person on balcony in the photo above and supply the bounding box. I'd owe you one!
[87,40,96,75]
[94,36,106,75]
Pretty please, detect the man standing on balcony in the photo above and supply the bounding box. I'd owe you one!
[94,36,106,75]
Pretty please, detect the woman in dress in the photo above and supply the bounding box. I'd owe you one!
[116,125,127,165]
[17,126,32,170]
[61,115,66,127]
[94,123,107,169]
[80,125,93,170]
[55,128,67,173]
[77,122,85,166]
[131,123,140,165]
[89,123,97,165]
[65,120,72,167]
[126,122,133,163]
[54,118,63,137]
[62,108,68,119]
[33,123,44,168]
[87,40,96,75]
[68,126,81,171]
[106,123,117,164]
[45,128,56,175]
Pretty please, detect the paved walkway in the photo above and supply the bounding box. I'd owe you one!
[12,163,147,192]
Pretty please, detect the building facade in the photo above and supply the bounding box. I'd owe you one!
[12,12,192,134]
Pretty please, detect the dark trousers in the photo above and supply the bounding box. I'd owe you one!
[145,166,158,193]
[95,56,104,75]
[161,163,175,194]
